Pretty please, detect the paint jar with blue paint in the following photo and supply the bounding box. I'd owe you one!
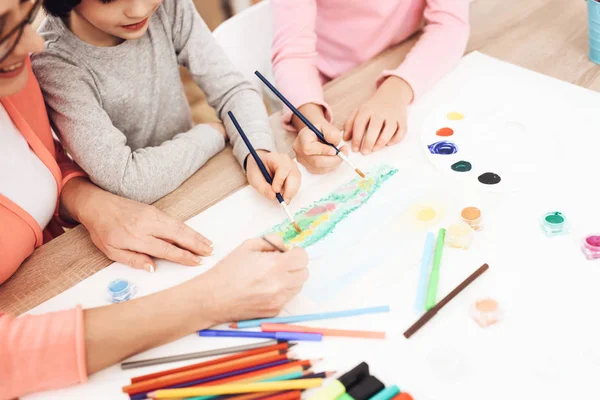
[540,211,568,237]
[588,0,600,64]
[107,279,137,303]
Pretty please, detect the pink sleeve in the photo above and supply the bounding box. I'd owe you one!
[0,306,87,399]
[379,0,470,100]
[271,0,333,131]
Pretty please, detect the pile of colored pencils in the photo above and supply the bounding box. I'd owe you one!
[122,342,332,400]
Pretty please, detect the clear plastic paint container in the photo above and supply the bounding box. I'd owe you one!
[582,234,600,260]
[470,298,502,328]
[540,211,568,237]
[445,222,475,250]
[461,206,483,231]
[107,279,137,303]
[589,0,600,64]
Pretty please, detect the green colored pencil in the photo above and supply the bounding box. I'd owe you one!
[426,228,446,310]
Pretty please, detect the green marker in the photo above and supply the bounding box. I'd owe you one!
[426,228,446,310]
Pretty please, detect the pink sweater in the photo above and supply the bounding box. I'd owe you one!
[271,0,470,127]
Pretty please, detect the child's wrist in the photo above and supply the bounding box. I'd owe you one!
[379,76,414,105]
[292,103,328,131]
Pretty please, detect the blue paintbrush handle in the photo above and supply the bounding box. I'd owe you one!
[255,71,339,154]
[228,111,284,204]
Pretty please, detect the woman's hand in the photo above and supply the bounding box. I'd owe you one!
[60,178,213,272]
[198,236,309,325]
[344,76,413,154]
[246,150,302,204]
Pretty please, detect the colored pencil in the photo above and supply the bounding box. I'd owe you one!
[185,363,314,400]
[147,379,324,398]
[404,263,490,338]
[130,342,291,383]
[425,228,446,310]
[222,390,303,400]
[231,306,390,329]
[199,329,323,342]
[254,71,365,179]
[370,386,400,400]
[124,352,293,394]
[415,232,435,313]
[130,361,315,400]
[260,391,303,400]
[260,324,385,339]
[228,111,300,233]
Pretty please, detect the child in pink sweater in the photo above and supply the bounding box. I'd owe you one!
[271,0,470,174]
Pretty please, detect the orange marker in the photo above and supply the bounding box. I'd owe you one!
[261,324,386,339]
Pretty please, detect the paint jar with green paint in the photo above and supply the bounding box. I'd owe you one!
[540,211,568,237]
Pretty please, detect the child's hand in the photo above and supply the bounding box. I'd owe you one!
[344,76,413,155]
[293,122,349,175]
[246,150,302,204]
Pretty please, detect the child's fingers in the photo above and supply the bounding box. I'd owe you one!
[373,119,398,151]
[271,159,291,194]
[282,166,302,203]
[247,167,277,200]
[344,109,358,141]
[361,116,384,154]
[351,111,370,152]
[298,129,336,156]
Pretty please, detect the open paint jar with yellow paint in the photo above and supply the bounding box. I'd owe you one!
[445,222,475,250]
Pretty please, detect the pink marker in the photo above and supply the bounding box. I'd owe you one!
[582,234,600,260]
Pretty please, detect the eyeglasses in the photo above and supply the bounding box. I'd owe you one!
[0,0,43,64]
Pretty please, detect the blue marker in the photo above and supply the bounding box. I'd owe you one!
[198,329,323,342]
[415,232,435,314]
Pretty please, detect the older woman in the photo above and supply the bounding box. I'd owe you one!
[0,1,309,398]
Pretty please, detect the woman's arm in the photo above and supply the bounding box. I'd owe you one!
[1,238,309,399]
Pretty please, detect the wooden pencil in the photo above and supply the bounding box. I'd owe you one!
[123,352,292,394]
[123,340,281,371]
[147,379,324,398]
[403,263,490,338]
[260,391,303,400]
[130,342,292,383]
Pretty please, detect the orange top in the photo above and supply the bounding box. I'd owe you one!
[0,57,88,399]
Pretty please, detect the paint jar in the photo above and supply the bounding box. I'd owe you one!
[471,298,502,328]
[107,279,137,303]
[588,0,600,65]
[582,234,600,260]
[445,222,475,250]
[461,207,483,231]
[540,211,568,236]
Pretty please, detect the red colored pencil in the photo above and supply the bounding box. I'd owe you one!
[131,343,292,384]
[260,390,302,400]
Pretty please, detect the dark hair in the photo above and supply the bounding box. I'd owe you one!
[43,0,82,17]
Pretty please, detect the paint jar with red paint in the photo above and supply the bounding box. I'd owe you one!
[588,0,600,64]
[582,234,600,260]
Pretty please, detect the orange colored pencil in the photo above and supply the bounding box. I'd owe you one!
[131,343,291,383]
[260,324,386,339]
[123,353,291,395]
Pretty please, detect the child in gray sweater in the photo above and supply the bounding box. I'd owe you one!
[33,0,301,204]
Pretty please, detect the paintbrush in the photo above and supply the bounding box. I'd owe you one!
[228,111,301,233]
[254,71,365,179]
[404,263,489,338]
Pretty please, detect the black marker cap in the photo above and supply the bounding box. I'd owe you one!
[347,375,385,400]
[339,362,370,388]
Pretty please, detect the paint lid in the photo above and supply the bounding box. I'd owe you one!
[445,222,475,250]
[470,298,502,328]
[107,279,137,303]
[540,211,568,236]
[461,207,483,231]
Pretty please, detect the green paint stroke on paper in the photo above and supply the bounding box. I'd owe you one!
[266,164,398,248]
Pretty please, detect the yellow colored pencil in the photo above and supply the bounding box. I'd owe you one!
[148,378,323,399]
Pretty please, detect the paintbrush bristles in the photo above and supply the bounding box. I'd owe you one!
[356,169,366,178]
[293,222,301,233]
